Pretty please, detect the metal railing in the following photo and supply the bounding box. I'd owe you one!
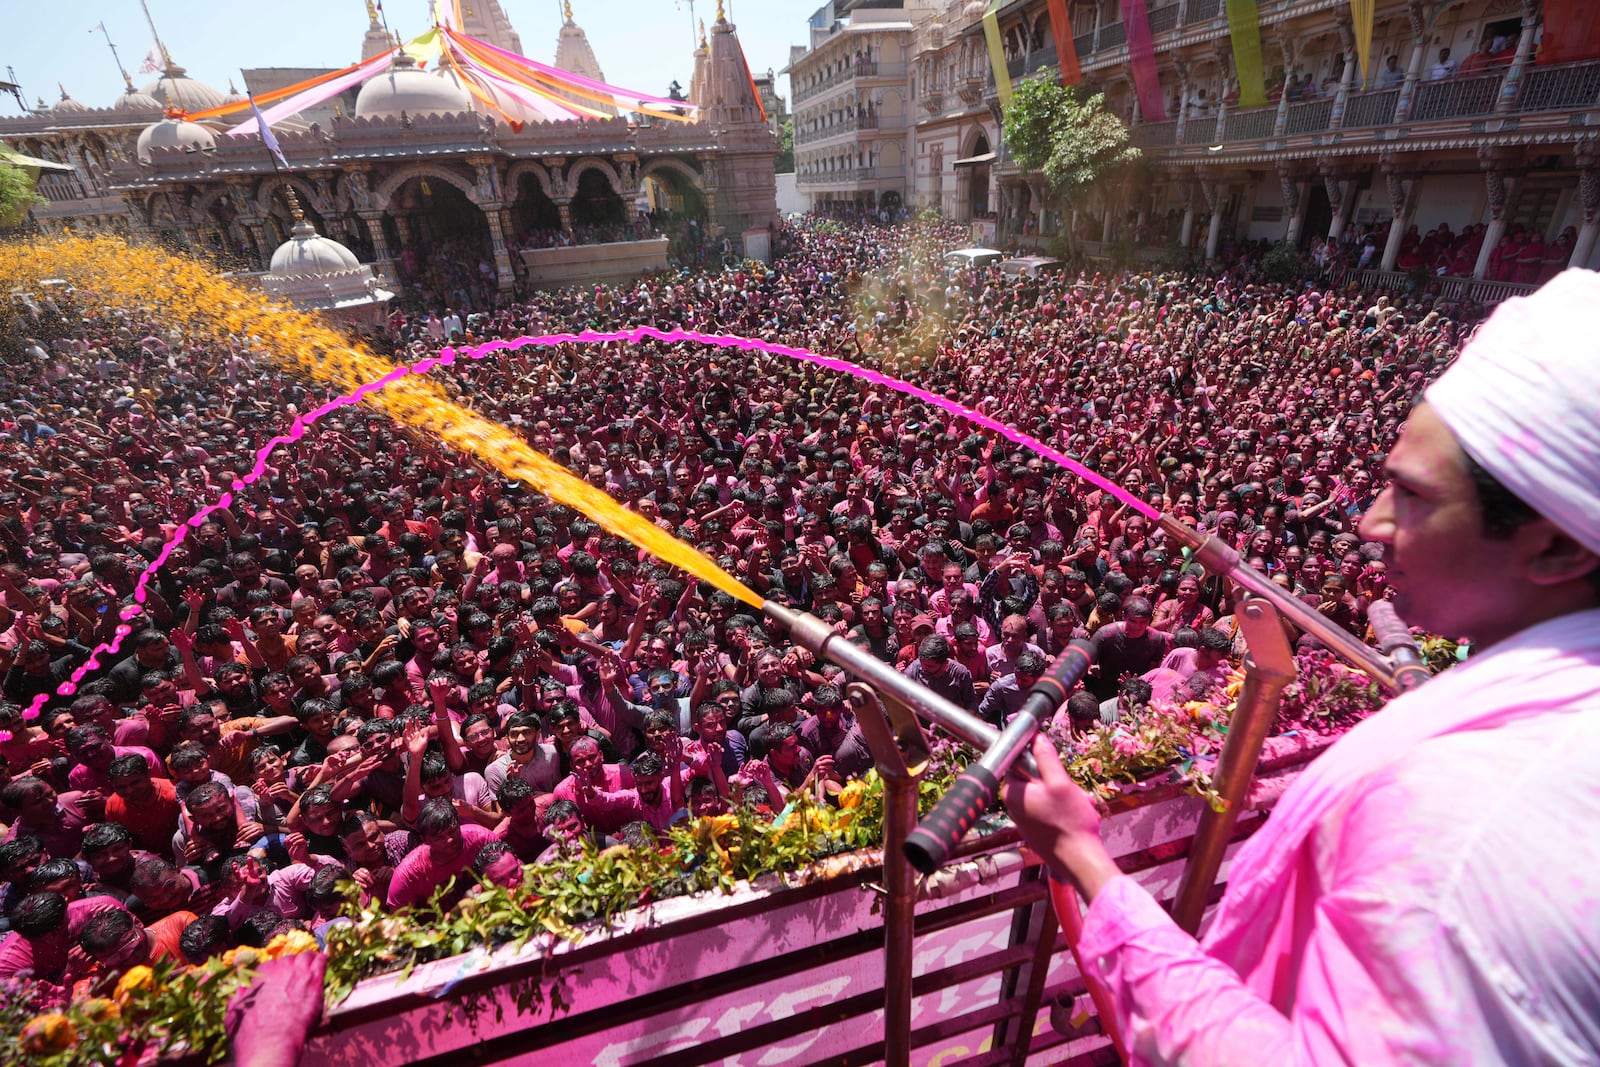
[1184,115,1221,145]
[1133,120,1178,146]
[1073,31,1094,58]
[1353,268,1540,306]
[1516,59,1600,112]
[1097,21,1126,51]
[1149,3,1181,34]
[1224,105,1277,141]
[1285,98,1335,135]
[1409,73,1500,121]
[1342,88,1400,128]
[1186,0,1222,22]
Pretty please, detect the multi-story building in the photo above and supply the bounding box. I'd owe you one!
[1,5,777,292]
[793,0,1600,295]
[788,0,932,214]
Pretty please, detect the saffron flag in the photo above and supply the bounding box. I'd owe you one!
[138,44,164,75]
[1123,0,1166,121]
[248,94,289,170]
[1044,0,1082,86]
[1540,0,1600,64]
[983,1,1013,107]
[1226,0,1267,107]
[1348,0,1375,87]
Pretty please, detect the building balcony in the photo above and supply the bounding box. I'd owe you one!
[796,163,906,187]
[1129,58,1600,162]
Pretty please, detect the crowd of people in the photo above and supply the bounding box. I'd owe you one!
[0,213,1479,1005]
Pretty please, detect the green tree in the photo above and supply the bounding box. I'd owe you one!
[775,117,795,174]
[1002,73,1140,247]
[0,159,46,229]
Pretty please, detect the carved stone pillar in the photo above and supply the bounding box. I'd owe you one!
[555,199,574,231]
[1273,38,1295,136]
[1571,142,1600,269]
[1279,165,1305,245]
[1393,1,1428,123]
[1329,16,1358,129]
[359,211,396,284]
[1494,1,1540,114]
[1472,162,1510,279]
[1322,165,1353,241]
[1178,178,1197,248]
[1173,60,1192,145]
[1201,177,1222,261]
[480,201,516,293]
[1379,166,1413,273]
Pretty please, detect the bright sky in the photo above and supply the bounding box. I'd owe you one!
[2,0,811,118]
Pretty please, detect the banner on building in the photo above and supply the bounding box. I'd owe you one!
[1044,0,1083,86]
[1123,0,1166,121]
[983,1,1014,106]
[1227,0,1267,107]
[1348,0,1375,87]
[1540,0,1600,64]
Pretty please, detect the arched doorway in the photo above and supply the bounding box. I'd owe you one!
[509,173,561,241]
[641,165,706,224]
[382,174,491,300]
[571,168,625,229]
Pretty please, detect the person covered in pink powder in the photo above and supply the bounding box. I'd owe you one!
[1004,270,1600,1064]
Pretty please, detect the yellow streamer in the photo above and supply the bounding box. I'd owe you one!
[1349,0,1375,88]
[983,1,1014,107]
[0,236,761,608]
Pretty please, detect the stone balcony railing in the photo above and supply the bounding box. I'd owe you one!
[1127,57,1600,156]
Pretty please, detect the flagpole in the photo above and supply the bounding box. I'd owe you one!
[91,23,136,90]
[139,0,188,112]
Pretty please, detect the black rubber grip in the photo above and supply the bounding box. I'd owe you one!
[1021,641,1095,720]
[904,765,1000,875]
[1366,602,1415,654]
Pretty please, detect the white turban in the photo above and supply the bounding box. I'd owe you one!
[1427,268,1600,555]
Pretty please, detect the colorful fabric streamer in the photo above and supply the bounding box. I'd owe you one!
[188,52,395,121]
[1044,0,1083,86]
[1123,0,1166,121]
[226,56,393,136]
[1227,0,1267,108]
[1348,0,1375,87]
[983,1,1014,107]
[441,27,698,113]
[1540,0,1600,64]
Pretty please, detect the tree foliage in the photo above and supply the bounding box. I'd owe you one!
[0,161,46,228]
[775,118,795,174]
[1002,74,1141,209]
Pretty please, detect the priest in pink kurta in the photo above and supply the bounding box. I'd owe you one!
[1006,269,1600,1065]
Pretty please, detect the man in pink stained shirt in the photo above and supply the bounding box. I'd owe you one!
[1005,270,1600,1065]
[385,797,497,910]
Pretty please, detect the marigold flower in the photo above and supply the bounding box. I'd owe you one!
[20,1011,78,1052]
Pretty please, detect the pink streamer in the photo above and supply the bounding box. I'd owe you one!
[1123,0,1167,122]
[447,30,699,112]
[15,328,1152,730]
[227,51,397,136]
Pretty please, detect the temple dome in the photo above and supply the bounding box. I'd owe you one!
[139,65,227,113]
[353,53,473,119]
[52,87,89,114]
[269,216,362,274]
[262,207,393,314]
[136,117,216,163]
[113,81,164,112]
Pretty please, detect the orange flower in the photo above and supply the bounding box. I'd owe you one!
[20,1012,78,1052]
[114,965,155,1003]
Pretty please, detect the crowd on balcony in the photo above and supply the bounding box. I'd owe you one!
[0,214,1489,1008]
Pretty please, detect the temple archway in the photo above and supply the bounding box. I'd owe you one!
[381,174,491,288]
[640,160,706,221]
[571,167,626,228]
[508,171,562,239]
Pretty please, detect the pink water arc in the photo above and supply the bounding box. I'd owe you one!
[14,326,1153,731]
[445,326,1162,520]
